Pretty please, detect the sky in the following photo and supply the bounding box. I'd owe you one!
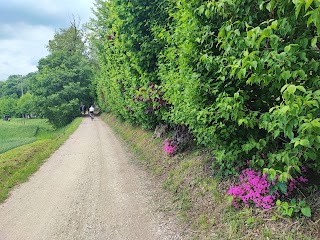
[0,0,95,81]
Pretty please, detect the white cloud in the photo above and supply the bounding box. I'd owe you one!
[0,0,95,81]
[0,24,54,80]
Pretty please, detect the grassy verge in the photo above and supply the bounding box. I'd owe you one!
[0,118,55,153]
[101,113,320,240]
[0,118,82,203]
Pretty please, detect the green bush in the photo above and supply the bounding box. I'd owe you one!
[90,0,320,178]
[89,0,169,128]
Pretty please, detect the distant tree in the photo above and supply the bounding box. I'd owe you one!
[0,97,18,117]
[47,18,87,56]
[16,92,35,118]
[22,72,37,94]
[0,73,36,99]
[0,73,37,118]
[0,75,23,98]
[32,23,94,127]
[0,81,4,93]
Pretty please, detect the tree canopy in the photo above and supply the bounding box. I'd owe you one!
[0,23,94,126]
[33,24,94,127]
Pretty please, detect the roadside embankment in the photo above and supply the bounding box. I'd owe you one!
[101,113,320,240]
[0,118,82,203]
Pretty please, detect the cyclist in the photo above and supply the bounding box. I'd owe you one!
[89,105,94,119]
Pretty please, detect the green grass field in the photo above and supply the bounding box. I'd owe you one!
[0,117,82,203]
[0,118,54,154]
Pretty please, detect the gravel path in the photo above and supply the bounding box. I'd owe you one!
[0,117,183,240]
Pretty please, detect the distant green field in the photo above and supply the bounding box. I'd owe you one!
[0,117,82,203]
[0,118,54,154]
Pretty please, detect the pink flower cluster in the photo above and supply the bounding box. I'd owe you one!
[228,166,309,210]
[163,140,177,156]
[227,168,276,209]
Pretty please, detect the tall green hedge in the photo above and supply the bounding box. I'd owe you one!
[90,0,169,128]
[90,0,320,179]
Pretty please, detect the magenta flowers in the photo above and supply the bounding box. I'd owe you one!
[227,168,276,209]
[163,140,177,156]
[227,167,309,210]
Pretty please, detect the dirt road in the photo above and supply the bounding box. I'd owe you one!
[0,117,182,240]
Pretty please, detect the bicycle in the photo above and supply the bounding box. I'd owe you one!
[89,111,94,120]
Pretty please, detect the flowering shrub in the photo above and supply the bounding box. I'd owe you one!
[228,168,309,210]
[163,140,177,156]
[227,168,276,209]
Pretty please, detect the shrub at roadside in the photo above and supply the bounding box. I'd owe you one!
[227,167,311,217]
[102,113,320,239]
[227,168,276,209]
[90,0,320,182]
[89,0,320,220]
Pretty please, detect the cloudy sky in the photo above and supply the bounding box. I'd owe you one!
[0,0,95,81]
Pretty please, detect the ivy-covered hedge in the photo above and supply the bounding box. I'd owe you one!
[89,0,320,181]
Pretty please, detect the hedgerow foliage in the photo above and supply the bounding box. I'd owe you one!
[89,0,320,182]
[88,0,170,129]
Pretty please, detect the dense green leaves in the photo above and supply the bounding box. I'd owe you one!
[33,25,94,127]
[90,0,320,178]
[0,73,37,118]
[0,97,18,117]
[88,0,170,128]
[0,75,25,98]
